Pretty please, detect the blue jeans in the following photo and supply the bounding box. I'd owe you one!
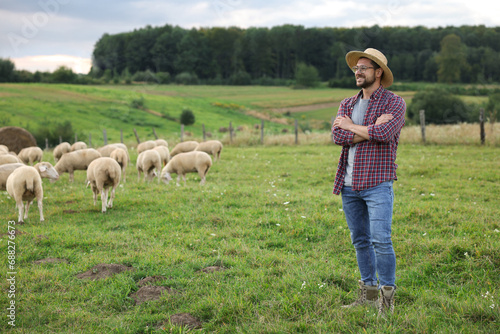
[341,181,396,287]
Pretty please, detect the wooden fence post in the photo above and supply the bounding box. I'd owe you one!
[103,129,107,145]
[45,138,48,150]
[120,129,123,143]
[419,109,426,144]
[59,136,62,144]
[153,127,158,139]
[180,124,184,142]
[74,133,78,143]
[261,120,264,145]
[89,133,92,147]
[480,108,485,145]
[202,124,206,141]
[133,128,141,144]
[295,119,298,144]
[229,122,233,144]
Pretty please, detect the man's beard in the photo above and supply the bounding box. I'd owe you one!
[356,74,376,88]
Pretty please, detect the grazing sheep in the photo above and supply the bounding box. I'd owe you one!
[169,141,198,157]
[153,145,170,167]
[53,142,71,162]
[110,148,128,182]
[137,140,157,154]
[0,145,9,153]
[70,141,87,151]
[136,149,161,182]
[161,151,212,186]
[6,166,45,222]
[195,140,223,162]
[154,139,168,147]
[0,154,22,165]
[54,148,102,182]
[0,162,59,191]
[97,143,127,156]
[18,146,43,165]
[86,157,121,213]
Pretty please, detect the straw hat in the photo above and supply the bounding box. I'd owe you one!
[345,48,393,88]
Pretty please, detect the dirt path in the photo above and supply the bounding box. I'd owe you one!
[272,102,340,113]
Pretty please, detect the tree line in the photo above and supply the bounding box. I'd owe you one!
[89,24,500,85]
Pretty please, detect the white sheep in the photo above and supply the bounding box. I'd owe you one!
[6,166,45,222]
[195,140,223,162]
[18,146,44,165]
[161,151,212,186]
[154,139,168,147]
[0,154,22,165]
[169,141,199,157]
[137,140,157,154]
[136,149,161,182]
[53,142,71,161]
[0,162,59,191]
[86,157,121,213]
[70,141,87,151]
[153,145,170,167]
[54,148,102,182]
[97,143,128,156]
[0,145,9,153]
[110,148,128,182]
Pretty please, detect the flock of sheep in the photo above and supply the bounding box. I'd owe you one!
[0,139,223,223]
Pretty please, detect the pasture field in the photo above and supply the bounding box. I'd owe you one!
[0,144,498,333]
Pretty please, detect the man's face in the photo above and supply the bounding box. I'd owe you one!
[355,58,376,89]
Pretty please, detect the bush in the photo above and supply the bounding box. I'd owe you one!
[408,88,473,124]
[30,120,83,148]
[229,70,252,85]
[132,70,158,83]
[175,72,199,85]
[180,109,195,125]
[295,63,320,88]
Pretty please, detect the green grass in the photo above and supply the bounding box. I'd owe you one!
[0,144,498,333]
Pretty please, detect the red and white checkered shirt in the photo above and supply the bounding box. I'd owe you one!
[332,86,406,195]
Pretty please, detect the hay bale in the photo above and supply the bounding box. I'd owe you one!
[0,127,37,154]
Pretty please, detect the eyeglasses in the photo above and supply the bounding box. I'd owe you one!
[351,66,374,73]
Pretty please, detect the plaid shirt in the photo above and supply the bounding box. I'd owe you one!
[332,86,406,195]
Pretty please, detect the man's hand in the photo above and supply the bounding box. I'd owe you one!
[332,116,354,130]
[376,113,393,125]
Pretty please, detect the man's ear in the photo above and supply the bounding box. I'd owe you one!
[376,68,384,79]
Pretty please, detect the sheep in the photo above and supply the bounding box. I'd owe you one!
[6,166,45,222]
[110,148,128,182]
[86,157,121,213]
[0,145,9,153]
[54,148,102,182]
[136,149,161,182]
[0,154,22,165]
[97,143,127,156]
[169,141,199,157]
[53,142,71,161]
[0,162,59,191]
[70,141,87,151]
[154,139,168,147]
[195,140,223,162]
[137,140,157,154]
[18,146,44,165]
[161,151,212,186]
[153,145,170,167]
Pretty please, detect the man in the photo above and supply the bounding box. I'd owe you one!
[331,48,406,316]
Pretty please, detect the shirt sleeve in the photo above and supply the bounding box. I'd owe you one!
[332,98,355,146]
[367,95,406,143]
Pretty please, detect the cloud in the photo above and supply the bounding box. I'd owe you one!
[13,55,92,74]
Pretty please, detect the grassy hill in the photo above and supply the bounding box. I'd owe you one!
[0,83,358,147]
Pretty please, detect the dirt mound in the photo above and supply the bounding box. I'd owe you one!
[198,266,226,273]
[159,313,202,330]
[0,126,37,154]
[34,258,69,265]
[76,263,133,280]
[137,275,167,287]
[130,285,175,305]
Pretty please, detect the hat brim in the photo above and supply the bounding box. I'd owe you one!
[346,51,394,88]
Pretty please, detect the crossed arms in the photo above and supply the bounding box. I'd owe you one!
[332,114,393,143]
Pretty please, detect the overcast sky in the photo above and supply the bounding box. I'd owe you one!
[1,0,499,73]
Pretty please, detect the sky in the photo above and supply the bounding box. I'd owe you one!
[1,0,499,74]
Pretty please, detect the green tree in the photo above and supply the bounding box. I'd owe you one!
[51,66,77,83]
[436,34,468,84]
[0,58,16,82]
[295,63,320,88]
[180,109,195,125]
